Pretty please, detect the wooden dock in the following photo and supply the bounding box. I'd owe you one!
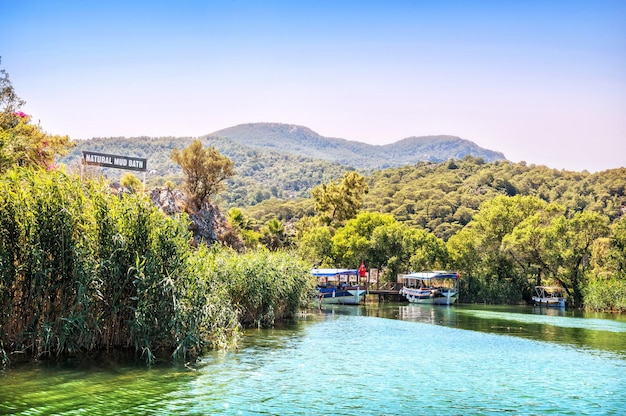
[367,282,405,302]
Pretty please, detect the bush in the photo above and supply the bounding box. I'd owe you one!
[583,277,626,312]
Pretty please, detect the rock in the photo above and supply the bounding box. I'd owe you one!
[149,187,244,250]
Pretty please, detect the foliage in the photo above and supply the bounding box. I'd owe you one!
[260,218,293,251]
[311,171,369,225]
[297,224,334,267]
[0,58,26,114]
[447,195,613,305]
[583,277,626,312]
[298,212,447,282]
[584,216,626,311]
[0,168,226,364]
[120,172,143,193]
[228,207,262,248]
[210,249,314,327]
[1,61,73,173]
[171,139,235,209]
[0,167,319,366]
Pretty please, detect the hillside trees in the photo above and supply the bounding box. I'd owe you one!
[311,171,368,225]
[171,139,235,209]
[298,211,447,281]
[584,217,626,311]
[447,194,615,306]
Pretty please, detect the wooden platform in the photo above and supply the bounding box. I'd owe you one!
[367,283,405,302]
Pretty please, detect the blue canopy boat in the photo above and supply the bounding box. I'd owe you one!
[311,268,367,305]
[399,271,459,305]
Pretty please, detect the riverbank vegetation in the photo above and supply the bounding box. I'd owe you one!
[0,68,313,366]
[0,167,312,366]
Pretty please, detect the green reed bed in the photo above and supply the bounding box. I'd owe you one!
[0,168,314,366]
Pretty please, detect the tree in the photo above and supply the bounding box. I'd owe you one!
[0,58,26,120]
[545,212,610,306]
[501,203,565,287]
[297,225,334,266]
[260,217,292,251]
[228,207,261,248]
[311,171,368,224]
[1,59,73,173]
[120,172,143,193]
[171,139,235,209]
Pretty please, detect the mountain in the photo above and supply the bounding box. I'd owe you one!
[60,122,506,208]
[208,123,506,169]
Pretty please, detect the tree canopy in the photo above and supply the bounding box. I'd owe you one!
[311,171,369,225]
[0,59,73,173]
[171,139,235,209]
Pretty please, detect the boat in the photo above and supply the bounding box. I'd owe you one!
[311,268,367,305]
[532,286,566,308]
[399,271,459,305]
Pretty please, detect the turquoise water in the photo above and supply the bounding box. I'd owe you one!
[1,304,625,415]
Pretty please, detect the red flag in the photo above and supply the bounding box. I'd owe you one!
[359,261,367,278]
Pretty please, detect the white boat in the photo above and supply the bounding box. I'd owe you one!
[532,286,566,308]
[399,271,459,305]
[311,268,367,305]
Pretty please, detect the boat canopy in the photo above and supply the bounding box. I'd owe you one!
[311,268,358,277]
[404,271,459,280]
[534,286,564,295]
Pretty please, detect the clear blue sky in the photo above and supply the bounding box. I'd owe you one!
[2,0,625,172]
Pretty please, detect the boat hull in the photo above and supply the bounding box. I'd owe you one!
[317,288,366,305]
[532,296,566,308]
[400,288,458,305]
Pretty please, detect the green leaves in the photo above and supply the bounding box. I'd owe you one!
[311,171,368,225]
[171,139,235,209]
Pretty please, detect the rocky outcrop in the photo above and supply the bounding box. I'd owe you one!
[149,187,244,250]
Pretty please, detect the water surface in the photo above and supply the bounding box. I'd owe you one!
[1,304,625,415]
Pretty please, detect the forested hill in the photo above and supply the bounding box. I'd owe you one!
[60,123,505,207]
[209,123,505,169]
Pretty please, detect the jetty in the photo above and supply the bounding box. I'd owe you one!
[367,282,405,302]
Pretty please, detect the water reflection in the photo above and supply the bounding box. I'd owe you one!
[369,302,626,358]
[396,303,458,327]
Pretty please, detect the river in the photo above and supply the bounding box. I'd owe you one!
[1,303,625,415]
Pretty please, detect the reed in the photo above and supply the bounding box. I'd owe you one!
[0,167,315,366]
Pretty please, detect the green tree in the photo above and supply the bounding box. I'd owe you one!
[260,217,292,251]
[120,172,143,193]
[297,225,334,267]
[0,60,73,173]
[228,207,261,248]
[171,139,235,209]
[447,195,547,303]
[332,212,395,267]
[311,171,368,224]
[545,212,610,306]
[501,203,564,288]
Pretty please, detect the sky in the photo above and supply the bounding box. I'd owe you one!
[2,0,625,172]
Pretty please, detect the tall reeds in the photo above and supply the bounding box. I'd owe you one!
[0,167,314,366]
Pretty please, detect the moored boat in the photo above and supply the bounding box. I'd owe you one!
[532,286,566,308]
[399,271,459,305]
[311,268,367,305]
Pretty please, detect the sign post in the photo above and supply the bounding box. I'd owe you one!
[82,151,148,189]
